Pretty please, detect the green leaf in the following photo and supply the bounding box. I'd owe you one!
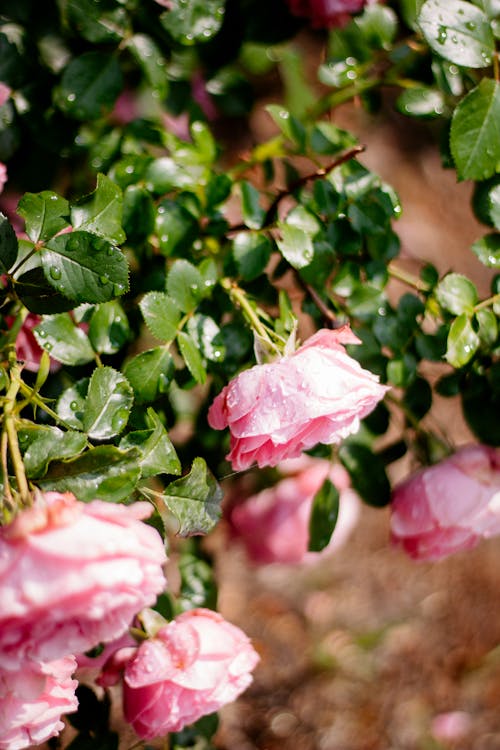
[463,372,500,445]
[339,443,391,507]
[17,192,70,243]
[186,315,224,362]
[41,231,129,304]
[33,314,95,366]
[21,426,87,479]
[308,478,339,553]
[64,0,130,43]
[475,308,498,345]
[418,0,494,68]
[450,79,500,181]
[127,34,168,99]
[472,176,500,228]
[88,301,130,355]
[177,331,207,384]
[276,223,314,270]
[435,273,478,314]
[354,4,398,48]
[166,260,203,313]
[396,87,445,118]
[160,0,225,45]
[0,212,18,273]
[402,377,433,420]
[159,457,222,536]
[240,181,265,229]
[56,378,89,430]
[156,200,198,257]
[40,445,141,502]
[472,233,500,268]
[123,347,174,403]
[119,408,181,477]
[140,292,181,341]
[122,186,155,243]
[232,231,272,281]
[445,313,480,366]
[71,174,125,244]
[178,551,217,612]
[266,105,305,148]
[55,51,123,120]
[82,367,134,439]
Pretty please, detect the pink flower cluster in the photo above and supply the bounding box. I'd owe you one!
[229,458,360,564]
[0,492,167,748]
[391,444,500,561]
[208,327,388,471]
[287,0,374,28]
[98,608,259,738]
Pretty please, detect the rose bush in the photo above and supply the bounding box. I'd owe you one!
[0,656,77,750]
[287,0,373,27]
[229,459,360,564]
[208,327,388,471]
[0,492,166,669]
[390,445,500,561]
[99,608,259,738]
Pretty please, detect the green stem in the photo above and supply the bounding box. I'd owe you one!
[474,292,500,312]
[3,364,30,506]
[18,381,75,430]
[307,77,381,120]
[388,263,430,293]
[221,278,280,352]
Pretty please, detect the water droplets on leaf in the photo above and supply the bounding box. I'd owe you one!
[50,266,62,280]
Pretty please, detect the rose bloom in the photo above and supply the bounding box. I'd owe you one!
[391,444,500,561]
[229,459,360,564]
[0,655,78,750]
[104,608,259,738]
[287,0,374,28]
[208,327,388,471]
[0,492,167,670]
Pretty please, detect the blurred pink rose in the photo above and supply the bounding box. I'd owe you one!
[208,326,388,471]
[112,608,259,738]
[0,655,78,750]
[0,163,7,195]
[229,459,360,564]
[430,711,472,743]
[6,314,61,374]
[0,83,11,107]
[391,444,500,561]
[0,492,167,670]
[287,0,374,27]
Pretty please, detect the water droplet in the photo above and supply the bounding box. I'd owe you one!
[37,329,47,338]
[346,70,357,80]
[70,400,78,411]
[67,93,76,102]
[45,342,53,352]
[451,35,458,44]
[437,25,447,44]
[50,266,62,280]
[125,165,134,174]
[50,195,58,201]
[111,408,129,433]
[466,21,476,30]
[113,283,125,295]
[99,275,110,285]
[158,373,170,393]
[213,349,222,360]
[106,247,115,256]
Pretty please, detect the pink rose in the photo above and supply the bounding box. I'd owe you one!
[390,444,500,561]
[0,492,167,670]
[229,459,360,564]
[287,0,373,28]
[6,314,61,374]
[430,711,472,744]
[107,608,259,738]
[0,655,78,750]
[208,326,388,471]
[0,163,7,195]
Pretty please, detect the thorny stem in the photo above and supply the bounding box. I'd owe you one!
[3,362,30,507]
[17,381,74,430]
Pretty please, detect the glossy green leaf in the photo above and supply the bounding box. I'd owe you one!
[339,443,391,507]
[450,79,500,181]
[140,292,181,342]
[186,315,224,362]
[240,181,265,229]
[21,426,87,478]
[41,231,129,304]
[64,0,130,42]
[56,378,89,430]
[33,314,95,366]
[0,212,18,273]
[475,308,498,346]
[122,186,155,243]
[232,231,272,281]
[472,233,500,268]
[463,372,500,445]
[119,409,181,477]
[178,551,217,611]
[82,367,134,439]
[266,105,305,148]
[396,87,445,118]
[122,347,174,403]
[40,445,141,502]
[276,223,314,269]
[166,260,204,313]
[418,0,494,68]
[177,331,206,384]
[308,478,339,553]
[445,313,480,366]
[160,0,225,45]
[472,176,500,228]
[435,273,478,314]
[127,34,168,99]
[71,174,125,244]
[88,301,130,355]
[159,457,222,536]
[156,200,198,256]
[17,192,70,243]
[55,52,123,120]
[355,3,398,48]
